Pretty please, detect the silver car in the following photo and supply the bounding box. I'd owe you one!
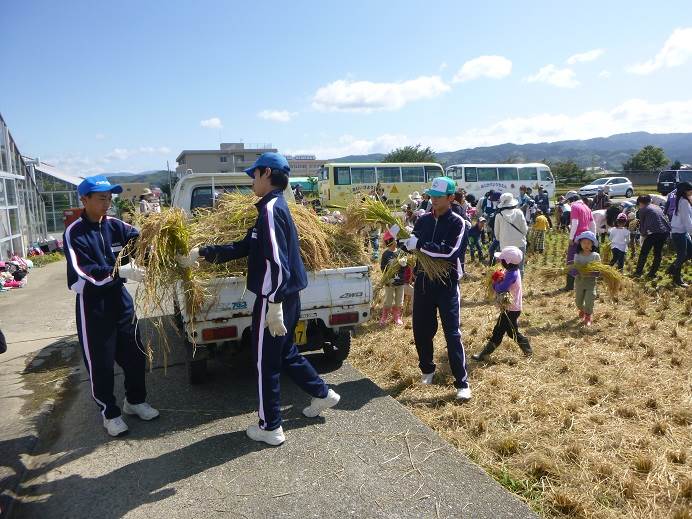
[578,177,634,198]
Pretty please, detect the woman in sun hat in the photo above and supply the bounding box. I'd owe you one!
[493,193,529,275]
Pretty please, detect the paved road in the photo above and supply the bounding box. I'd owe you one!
[3,265,536,519]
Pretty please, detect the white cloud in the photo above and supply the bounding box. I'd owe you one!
[566,49,605,64]
[200,117,223,129]
[439,62,448,71]
[452,55,512,83]
[627,27,692,74]
[290,98,692,158]
[311,76,450,113]
[257,110,298,123]
[104,146,171,161]
[526,64,579,88]
[598,70,611,79]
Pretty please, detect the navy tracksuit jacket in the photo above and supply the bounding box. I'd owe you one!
[63,214,146,419]
[200,190,328,431]
[409,209,469,389]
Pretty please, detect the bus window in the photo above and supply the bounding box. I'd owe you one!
[425,165,444,181]
[447,167,463,180]
[477,167,498,181]
[464,167,478,182]
[377,167,401,183]
[334,166,351,185]
[319,166,329,181]
[401,166,425,182]
[518,167,538,181]
[538,168,553,181]
[498,167,518,181]
[350,167,376,184]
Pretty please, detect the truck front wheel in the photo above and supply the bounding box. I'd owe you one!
[323,329,351,363]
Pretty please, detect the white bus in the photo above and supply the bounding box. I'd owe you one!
[445,163,555,202]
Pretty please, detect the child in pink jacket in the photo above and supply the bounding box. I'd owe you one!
[472,246,532,361]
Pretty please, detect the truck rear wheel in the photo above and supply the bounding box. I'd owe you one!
[323,329,351,363]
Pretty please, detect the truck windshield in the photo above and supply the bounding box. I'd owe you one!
[191,185,253,210]
[658,171,676,182]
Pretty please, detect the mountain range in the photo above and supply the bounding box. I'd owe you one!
[332,132,692,168]
[106,132,692,186]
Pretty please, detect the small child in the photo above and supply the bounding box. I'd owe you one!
[472,246,532,361]
[467,217,487,263]
[571,231,601,326]
[379,233,409,325]
[533,210,549,253]
[608,213,630,271]
[627,212,640,256]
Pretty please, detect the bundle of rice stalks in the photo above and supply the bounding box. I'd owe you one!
[600,240,612,264]
[381,252,415,285]
[345,197,451,283]
[576,262,628,295]
[484,269,512,309]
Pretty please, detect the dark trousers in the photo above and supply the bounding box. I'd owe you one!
[610,248,626,270]
[76,286,146,420]
[490,310,528,347]
[412,276,468,389]
[468,237,484,261]
[251,293,328,431]
[671,232,692,277]
[488,239,500,265]
[635,232,668,276]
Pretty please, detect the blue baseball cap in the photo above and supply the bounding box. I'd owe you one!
[78,175,123,197]
[575,230,598,246]
[244,152,291,178]
[425,176,456,197]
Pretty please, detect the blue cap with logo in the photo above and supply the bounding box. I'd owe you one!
[425,176,456,197]
[78,175,123,197]
[244,152,291,178]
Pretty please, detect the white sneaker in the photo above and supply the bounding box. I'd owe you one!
[103,416,129,437]
[302,389,341,418]
[246,424,285,446]
[123,399,160,421]
[421,372,435,385]
[456,387,472,401]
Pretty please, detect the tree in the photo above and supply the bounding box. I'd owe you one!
[671,160,682,170]
[622,145,669,171]
[551,160,584,183]
[383,144,436,163]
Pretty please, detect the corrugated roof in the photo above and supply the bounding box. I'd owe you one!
[35,162,84,187]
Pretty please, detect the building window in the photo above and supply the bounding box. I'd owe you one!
[220,156,228,163]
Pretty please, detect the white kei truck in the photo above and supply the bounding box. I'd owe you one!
[170,171,372,383]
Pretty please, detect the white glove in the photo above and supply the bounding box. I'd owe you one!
[389,224,401,238]
[176,247,200,268]
[266,302,287,337]
[119,262,145,282]
[398,257,408,267]
[403,235,419,251]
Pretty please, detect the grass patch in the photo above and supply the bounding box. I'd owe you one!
[31,252,64,267]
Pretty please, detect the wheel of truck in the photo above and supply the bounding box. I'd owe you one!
[625,188,633,198]
[323,329,351,363]
[187,357,207,384]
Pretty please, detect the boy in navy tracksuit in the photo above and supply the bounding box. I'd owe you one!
[178,153,340,446]
[400,177,471,401]
[64,175,158,437]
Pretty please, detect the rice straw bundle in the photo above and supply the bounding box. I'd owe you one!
[600,240,612,264]
[484,269,512,309]
[576,262,627,295]
[381,252,415,285]
[345,197,452,283]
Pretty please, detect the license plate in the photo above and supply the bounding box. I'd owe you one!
[294,320,307,346]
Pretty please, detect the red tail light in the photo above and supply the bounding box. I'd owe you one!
[329,312,359,326]
[202,326,238,341]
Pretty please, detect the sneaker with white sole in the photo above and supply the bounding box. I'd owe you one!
[246,424,285,446]
[420,372,435,385]
[103,416,129,437]
[456,387,472,401]
[302,388,341,418]
[123,399,160,421]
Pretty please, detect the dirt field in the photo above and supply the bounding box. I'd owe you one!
[350,231,691,518]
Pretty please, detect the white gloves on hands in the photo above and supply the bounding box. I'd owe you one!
[398,257,408,267]
[176,247,200,268]
[403,235,419,251]
[266,302,287,337]
[119,262,145,282]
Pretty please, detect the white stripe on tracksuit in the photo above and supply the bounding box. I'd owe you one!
[419,211,466,259]
[78,293,109,417]
[64,217,114,288]
[256,292,268,428]
[262,198,283,303]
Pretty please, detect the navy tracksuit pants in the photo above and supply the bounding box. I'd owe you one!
[412,275,469,389]
[76,286,146,419]
[252,292,328,431]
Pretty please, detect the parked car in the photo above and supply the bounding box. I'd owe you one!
[578,177,634,198]
[657,169,692,195]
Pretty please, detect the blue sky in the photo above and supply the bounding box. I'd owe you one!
[2,0,692,174]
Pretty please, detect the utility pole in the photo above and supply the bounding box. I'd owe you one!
[167,161,172,205]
